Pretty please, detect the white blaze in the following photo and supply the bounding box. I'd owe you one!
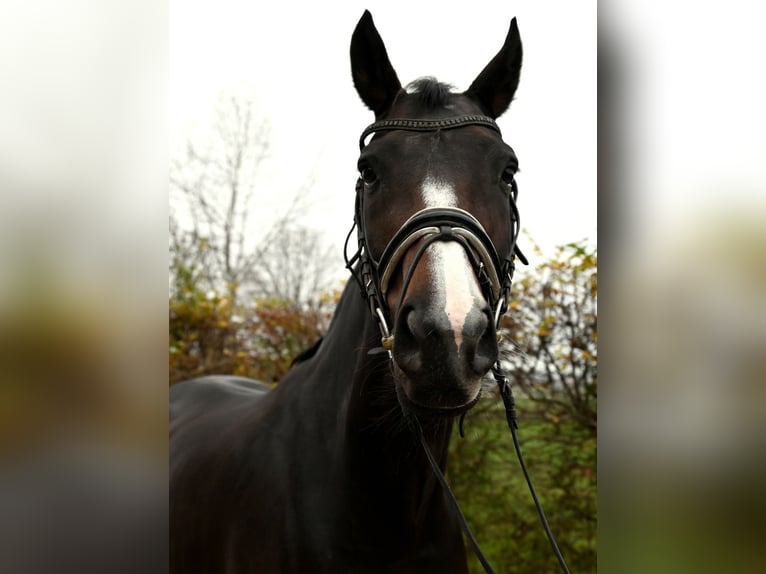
[422,174,458,208]
[420,176,483,349]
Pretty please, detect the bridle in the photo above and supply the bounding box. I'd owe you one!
[344,114,570,574]
[345,114,528,353]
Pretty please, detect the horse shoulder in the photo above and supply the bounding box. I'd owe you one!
[170,376,299,571]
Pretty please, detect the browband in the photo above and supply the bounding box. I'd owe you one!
[359,115,501,150]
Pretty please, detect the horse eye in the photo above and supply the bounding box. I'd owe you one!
[501,166,516,186]
[360,167,377,185]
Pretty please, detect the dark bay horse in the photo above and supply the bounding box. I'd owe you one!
[171,11,524,573]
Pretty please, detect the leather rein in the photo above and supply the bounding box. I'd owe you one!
[344,114,570,574]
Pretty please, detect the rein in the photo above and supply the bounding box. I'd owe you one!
[345,114,570,574]
[404,364,571,574]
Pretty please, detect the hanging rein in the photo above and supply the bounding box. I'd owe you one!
[344,114,571,574]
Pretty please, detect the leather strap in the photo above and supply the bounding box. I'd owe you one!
[359,115,501,149]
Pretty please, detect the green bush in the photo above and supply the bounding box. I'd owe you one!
[450,398,596,573]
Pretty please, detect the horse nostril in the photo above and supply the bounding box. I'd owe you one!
[406,309,419,339]
[393,306,422,373]
[462,307,490,342]
[399,305,438,342]
[462,307,497,375]
[471,327,497,375]
[408,307,453,349]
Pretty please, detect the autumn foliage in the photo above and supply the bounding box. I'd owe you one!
[169,268,337,386]
[446,240,597,573]
[499,240,597,429]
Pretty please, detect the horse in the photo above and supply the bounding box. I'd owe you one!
[171,10,525,573]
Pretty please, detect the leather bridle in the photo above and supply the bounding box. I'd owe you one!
[344,114,570,574]
[345,114,528,352]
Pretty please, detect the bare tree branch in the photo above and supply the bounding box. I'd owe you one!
[169,89,335,308]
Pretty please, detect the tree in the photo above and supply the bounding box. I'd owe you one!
[170,90,335,306]
[247,226,337,309]
[171,91,270,303]
[449,240,598,573]
[499,240,597,430]
[169,88,340,384]
[168,281,339,386]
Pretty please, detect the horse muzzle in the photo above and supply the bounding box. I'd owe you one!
[385,231,499,412]
[392,289,498,413]
[349,204,514,414]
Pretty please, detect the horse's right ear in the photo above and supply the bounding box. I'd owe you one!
[350,10,402,117]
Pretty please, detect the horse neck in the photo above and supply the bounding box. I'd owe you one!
[310,279,455,521]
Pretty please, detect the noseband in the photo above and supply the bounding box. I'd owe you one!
[345,114,528,351]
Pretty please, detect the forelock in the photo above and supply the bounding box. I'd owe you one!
[405,77,456,108]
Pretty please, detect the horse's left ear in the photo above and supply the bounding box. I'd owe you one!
[465,18,523,119]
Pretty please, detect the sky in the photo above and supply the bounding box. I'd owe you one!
[170,0,597,266]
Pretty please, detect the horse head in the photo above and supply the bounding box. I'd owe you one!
[350,11,523,417]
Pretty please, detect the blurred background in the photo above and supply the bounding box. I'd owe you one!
[600,1,766,571]
[0,0,764,572]
[0,1,167,572]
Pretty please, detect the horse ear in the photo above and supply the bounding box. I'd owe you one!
[350,10,402,117]
[465,18,523,119]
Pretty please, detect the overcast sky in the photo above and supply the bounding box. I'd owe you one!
[170,0,597,263]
